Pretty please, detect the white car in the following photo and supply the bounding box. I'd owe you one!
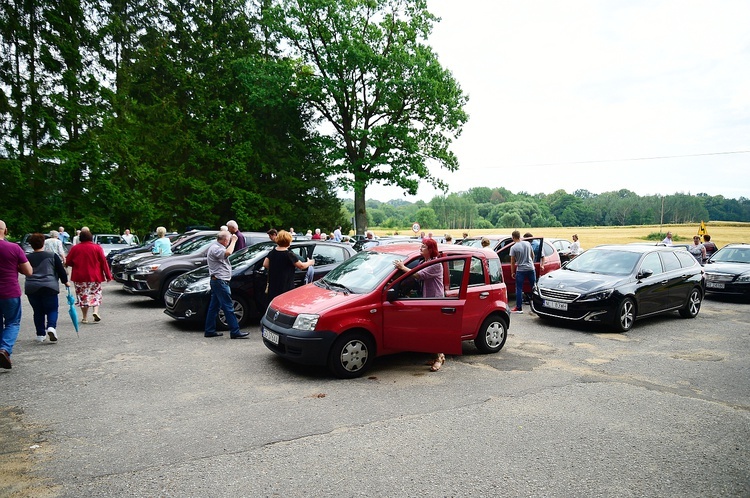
[93,234,130,256]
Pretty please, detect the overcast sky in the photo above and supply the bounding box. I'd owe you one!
[360,0,750,203]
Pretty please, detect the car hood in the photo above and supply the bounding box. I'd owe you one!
[538,268,629,293]
[270,281,370,316]
[704,261,750,275]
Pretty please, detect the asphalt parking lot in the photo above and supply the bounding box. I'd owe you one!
[1,282,749,497]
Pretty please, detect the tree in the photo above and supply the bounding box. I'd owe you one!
[268,0,468,233]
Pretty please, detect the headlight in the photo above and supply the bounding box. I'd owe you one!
[736,273,750,283]
[293,313,319,331]
[135,263,161,274]
[185,279,210,293]
[578,288,614,302]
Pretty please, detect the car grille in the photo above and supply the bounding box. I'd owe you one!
[538,288,580,302]
[705,273,734,283]
[264,306,296,328]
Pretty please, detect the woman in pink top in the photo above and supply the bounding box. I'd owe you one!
[65,229,112,324]
[393,238,446,371]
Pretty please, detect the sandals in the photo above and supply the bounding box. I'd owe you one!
[430,353,446,372]
[81,318,89,324]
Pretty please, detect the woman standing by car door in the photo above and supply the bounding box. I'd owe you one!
[263,230,315,302]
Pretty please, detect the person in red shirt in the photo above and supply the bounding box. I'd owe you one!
[65,228,112,324]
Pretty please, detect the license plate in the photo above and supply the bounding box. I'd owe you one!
[543,300,568,311]
[706,282,725,289]
[262,327,279,345]
[165,295,174,306]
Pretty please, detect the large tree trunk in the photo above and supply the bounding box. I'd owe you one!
[354,185,367,235]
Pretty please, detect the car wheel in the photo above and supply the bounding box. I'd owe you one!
[474,315,508,354]
[218,295,251,329]
[328,332,374,379]
[614,297,636,332]
[679,287,702,318]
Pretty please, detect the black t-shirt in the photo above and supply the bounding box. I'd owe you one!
[267,248,300,300]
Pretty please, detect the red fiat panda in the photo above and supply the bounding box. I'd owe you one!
[261,243,510,378]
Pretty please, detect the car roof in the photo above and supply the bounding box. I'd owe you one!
[370,242,500,259]
[592,244,689,254]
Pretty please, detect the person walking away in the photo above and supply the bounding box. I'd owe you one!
[44,230,67,265]
[65,229,113,324]
[226,220,246,252]
[204,231,248,339]
[510,230,535,314]
[151,226,172,256]
[263,230,315,302]
[0,220,33,369]
[702,234,718,260]
[688,235,706,265]
[25,233,70,342]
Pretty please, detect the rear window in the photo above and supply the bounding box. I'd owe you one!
[675,251,698,268]
[312,245,347,266]
[661,251,682,272]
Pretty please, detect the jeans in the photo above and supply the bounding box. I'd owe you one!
[515,270,536,310]
[27,292,59,336]
[0,297,23,355]
[205,279,240,335]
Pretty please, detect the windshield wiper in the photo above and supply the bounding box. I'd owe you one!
[327,282,353,295]
[316,279,331,290]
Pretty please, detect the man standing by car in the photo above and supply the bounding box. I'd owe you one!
[226,220,246,252]
[204,230,248,339]
[510,230,535,314]
[0,220,34,368]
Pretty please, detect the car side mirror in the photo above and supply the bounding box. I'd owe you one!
[638,269,654,279]
[386,288,398,302]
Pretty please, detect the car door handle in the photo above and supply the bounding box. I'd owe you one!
[479,292,489,299]
[441,307,456,314]
[660,280,668,285]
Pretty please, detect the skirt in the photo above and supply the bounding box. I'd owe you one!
[74,282,104,307]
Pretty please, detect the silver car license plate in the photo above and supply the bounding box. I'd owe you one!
[543,300,568,311]
[262,327,279,345]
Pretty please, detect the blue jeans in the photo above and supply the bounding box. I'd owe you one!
[27,292,59,336]
[0,297,23,355]
[205,279,240,335]
[515,270,536,310]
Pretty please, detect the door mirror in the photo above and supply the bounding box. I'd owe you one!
[638,269,654,279]
[386,287,398,302]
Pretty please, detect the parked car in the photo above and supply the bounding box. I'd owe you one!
[531,245,704,332]
[260,243,510,378]
[164,241,356,328]
[107,232,177,268]
[352,236,421,252]
[92,234,131,256]
[459,235,561,295]
[703,243,750,299]
[17,233,72,254]
[549,238,575,263]
[111,233,198,283]
[120,231,270,300]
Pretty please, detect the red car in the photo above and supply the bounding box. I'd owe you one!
[459,235,561,294]
[261,244,510,378]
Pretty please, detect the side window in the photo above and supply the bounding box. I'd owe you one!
[291,247,307,262]
[311,245,343,266]
[447,259,466,291]
[661,252,681,272]
[675,251,698,268]
[468,256,485,286]
[488,258,502,284]
[497,245,512,264]
[542,241,555,257]
[640,252,663,275]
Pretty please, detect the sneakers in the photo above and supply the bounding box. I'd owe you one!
[35,335,46,343]
[511,307,524,314]
[47,327,58,342]
[93,313,101,322]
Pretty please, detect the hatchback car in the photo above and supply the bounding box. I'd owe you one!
[531,245,704,332]
[261,244,510,378]
[459,235,561,295]
[703,243,750,299]
[164,241,356,327]
[92,234,131,256]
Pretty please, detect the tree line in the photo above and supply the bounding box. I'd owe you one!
[345,187,750,232]
[1,0,466,237]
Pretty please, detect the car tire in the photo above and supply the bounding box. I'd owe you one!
[218,294,251,329]
[614,297,636,332]
[679,287,702,318]
[328,332,374,379]
[474,315,508,354]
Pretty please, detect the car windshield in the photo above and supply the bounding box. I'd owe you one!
[319,250,401,294]
[461,239,485,248]
[711,247,750,264]
[173,235,215,255]
[229,242,275,268]
[565,248,641,276]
